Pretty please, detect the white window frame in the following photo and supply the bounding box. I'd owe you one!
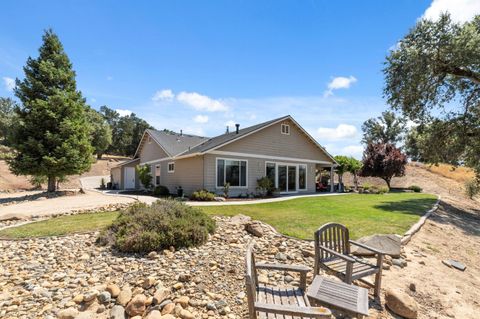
[264,161,308,193]
[167,162,175,173]
[281,123,290,135]
[215,157,248,189]
[155,164,161,185]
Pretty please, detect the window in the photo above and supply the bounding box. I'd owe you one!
[168,162,175,173]
[281,123,290,135]
[299,165,307,190]
[266,162,276,186]
[155,165,161,185]
[216,158,247,187]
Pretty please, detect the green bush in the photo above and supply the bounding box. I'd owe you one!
[136,165,153,190]
[408,185,422,193]
[190,189,216,201]
[362,183,373,191]
[256,176,275,197]
[97,200,216,253]
[153,185,170,196]
[464,179,480,199]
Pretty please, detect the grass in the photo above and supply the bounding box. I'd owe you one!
[0,211,119,238]
[0,193,437,240]
[201,193,437,239]
[423,162,475,183]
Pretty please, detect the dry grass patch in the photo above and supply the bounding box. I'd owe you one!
[420,162,475,183]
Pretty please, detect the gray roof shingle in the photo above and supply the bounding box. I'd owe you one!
[146,129,209,156]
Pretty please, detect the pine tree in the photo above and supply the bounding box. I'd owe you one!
[9,29,93,192]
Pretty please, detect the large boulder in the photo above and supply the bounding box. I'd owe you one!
[385,289,418,319]
[351,234,401,257]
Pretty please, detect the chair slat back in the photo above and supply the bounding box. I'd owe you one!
[315,223,350,261]
[245,242,258,319]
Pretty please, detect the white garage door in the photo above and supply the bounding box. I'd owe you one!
[124,167,136,189]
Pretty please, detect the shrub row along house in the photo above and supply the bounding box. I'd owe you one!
[111,115,337,197]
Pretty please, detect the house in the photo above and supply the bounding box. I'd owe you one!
[110,115,337,196]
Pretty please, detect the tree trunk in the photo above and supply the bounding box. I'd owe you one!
[353,173,358,191]
[47,176,56,192]
[97,153,103,160]
[384,178,391,190]
[338,174,344,192]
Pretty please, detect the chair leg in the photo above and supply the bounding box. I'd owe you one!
[374,254,383,300]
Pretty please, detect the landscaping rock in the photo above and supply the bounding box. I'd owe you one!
[116,287,132,306]
[106,284,120,298]
[98,291,111,304]
[110,305,126,319]
[385,289,418,319]
[57,307,78,319]
[125,294,147,317]
[351,234,401,257]
[245,222,264,237]
[145,310,162,319]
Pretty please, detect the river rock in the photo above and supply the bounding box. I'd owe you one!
[125,294,147,317]
[245,222,264,237]
[106,284,120,298]
[117,287,132,306]
[385,289,418,319]
[57,307,78,319]
[110,305,126,319]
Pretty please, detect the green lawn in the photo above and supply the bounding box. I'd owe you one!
[0,211,119,238]
[0,193,436,240]
[201,193,437,239]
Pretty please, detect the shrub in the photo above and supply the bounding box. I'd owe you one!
[362,183,373,191]
[256,176,275,197]
[464,179,480,199]
[136,165,153,190]
[29,175,47,189]
[97,200,216,253]
[223,183,230,198]
[190,189,216,201]
[378,186,389,194]
[153,185,170,196]
[408,185,422,193]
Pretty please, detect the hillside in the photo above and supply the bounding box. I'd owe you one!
[0,155,130,192]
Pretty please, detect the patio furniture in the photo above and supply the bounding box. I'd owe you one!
[307,275,369,318]
[245,242,331,319]
[314,223,384,298]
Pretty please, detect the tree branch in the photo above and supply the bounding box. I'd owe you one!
[442,65,480,85]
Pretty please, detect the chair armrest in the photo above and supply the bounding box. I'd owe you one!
[349,240,385,255]
[318,245,356,263]
[256,263,310,273]
[254,302,331,318]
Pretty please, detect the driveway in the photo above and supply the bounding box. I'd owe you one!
[0,190,135,221]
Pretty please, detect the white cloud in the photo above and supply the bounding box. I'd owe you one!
[340,145,364,159]
[324,76,357,96]
[116,109,133,117]
[152,89,174,102]
[90,98,97,103]
[193,114,209,123]
[2,77,15,91]
[177,91,228,112]
[317,124,358,140]
[225,120,236,128]
[422,0,480,23]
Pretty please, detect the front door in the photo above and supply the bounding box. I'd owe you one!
[124,167,135,189]
[278,165,297,193]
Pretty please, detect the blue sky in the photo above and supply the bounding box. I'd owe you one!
[1,0,479,158]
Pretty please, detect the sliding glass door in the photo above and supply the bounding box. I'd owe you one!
[278,164,297,193]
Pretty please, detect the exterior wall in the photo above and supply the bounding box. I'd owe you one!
[217,119,332,162]
[147,156,204,196]
[111,167,121,189]
[138,134,169,163]
[203,154,317,197]
[115,160,140,190]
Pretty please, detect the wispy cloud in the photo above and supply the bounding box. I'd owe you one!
[193,114,209,123]
[2,77,15,91]
[324,76,357,97]
[316,124,358,140]
[152,89,175,102]
[422,0,480,23]
[116,109,133,117]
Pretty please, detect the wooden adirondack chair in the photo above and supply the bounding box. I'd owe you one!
[313,223,384,298]
[245,242,331,319]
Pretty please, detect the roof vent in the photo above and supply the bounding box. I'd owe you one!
[235,124,240,134]
[180,129,183,136]
[226,126,229,134]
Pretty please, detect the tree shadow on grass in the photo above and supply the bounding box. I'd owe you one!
[373,198,438,217]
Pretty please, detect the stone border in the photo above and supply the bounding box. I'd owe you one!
[401,195,441,245]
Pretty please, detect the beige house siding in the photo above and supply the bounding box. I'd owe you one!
[138,133,169,163]
[203,154,316,197]
[111,167,121,189]
[216,119,331,162]
[147,156,204,196]
[112,159,140,189]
